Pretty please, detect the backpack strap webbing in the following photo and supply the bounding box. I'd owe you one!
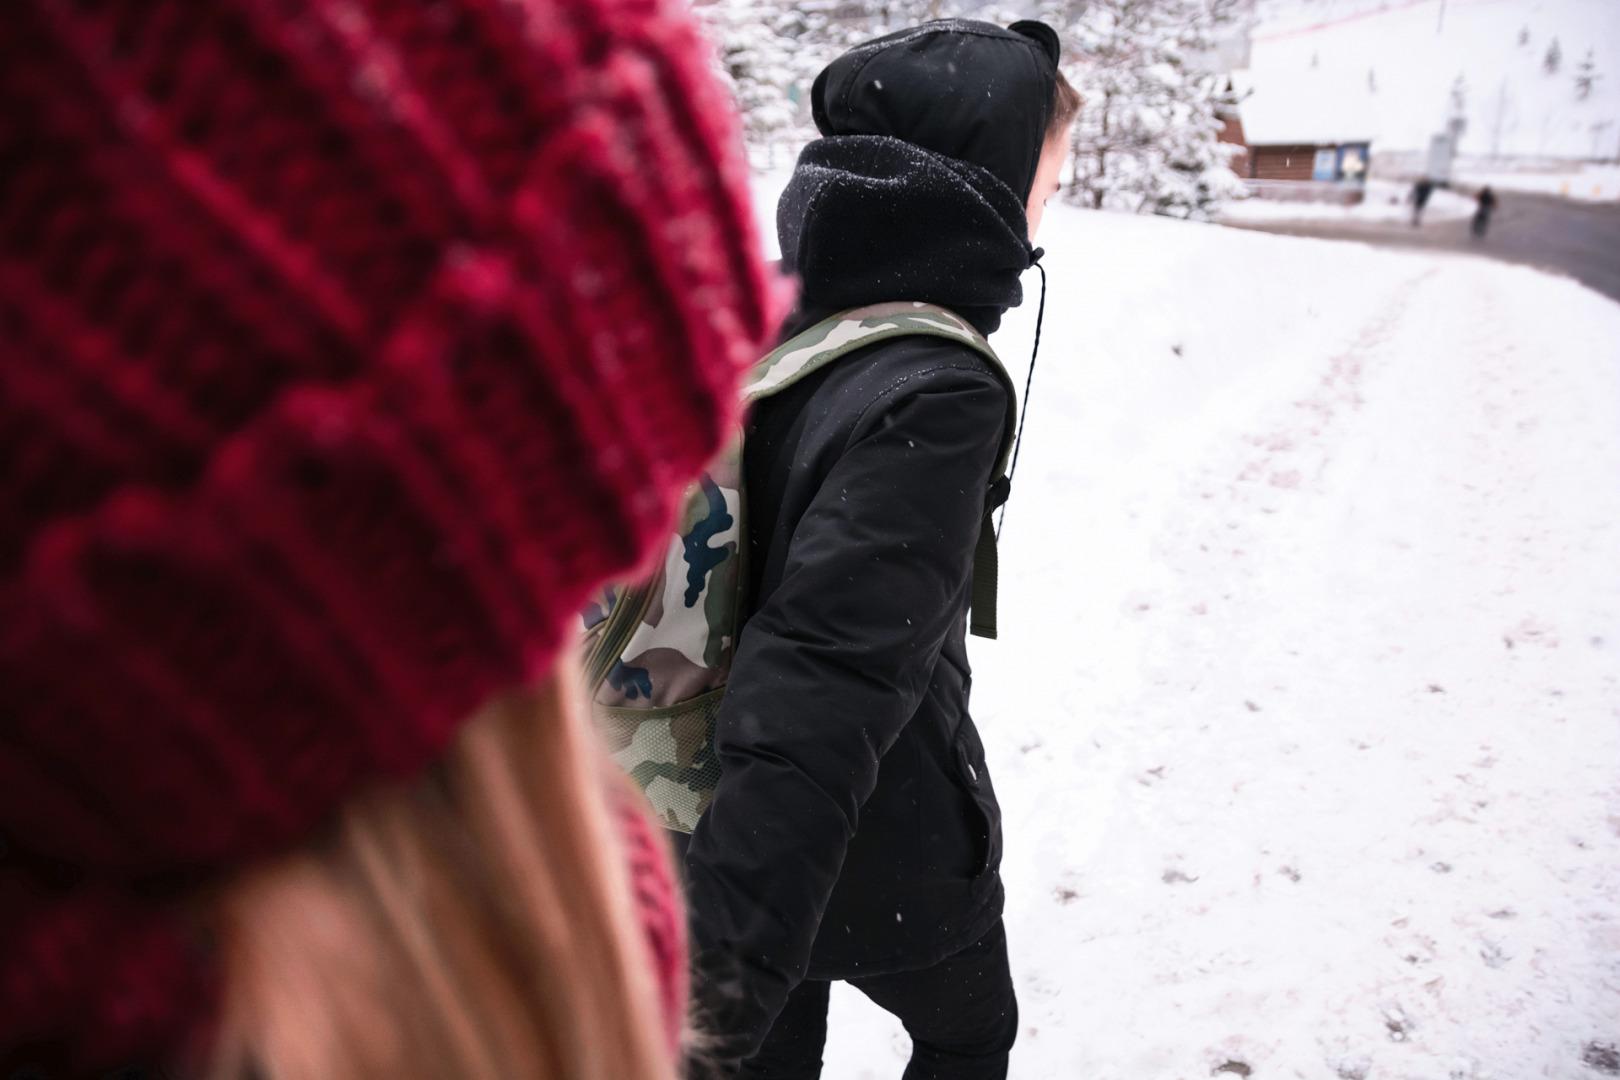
[971,475,1012,639]
[749,302,1019,640]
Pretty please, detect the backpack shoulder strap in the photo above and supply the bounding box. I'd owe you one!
[747,302,1018,640]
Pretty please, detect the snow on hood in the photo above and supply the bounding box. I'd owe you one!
[809,19,1060,203]
[777,134,1035,337]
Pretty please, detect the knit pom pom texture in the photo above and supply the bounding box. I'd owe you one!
[0,0,779,1067]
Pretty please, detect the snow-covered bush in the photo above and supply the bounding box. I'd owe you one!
[1043,0,1247,219]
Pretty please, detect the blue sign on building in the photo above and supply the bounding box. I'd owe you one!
[1310,143,1371,183]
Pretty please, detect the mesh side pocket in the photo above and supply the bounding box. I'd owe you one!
[593,686,724,834]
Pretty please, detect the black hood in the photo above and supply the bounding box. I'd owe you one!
[777,135,1033,336]
[780,20,1059,337]
[811,19,1060,204]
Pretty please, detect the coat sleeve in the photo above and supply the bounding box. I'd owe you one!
[683,360,1007,1066]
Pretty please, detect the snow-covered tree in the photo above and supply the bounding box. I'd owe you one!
[1043,0,1246,219]
[870,0,951,31]
[1543,37,1562,75]
[1574,49,1601,102]
[696,0,860,158]
[1484,77,1516,158]
[698,0,1000,160]
[1590,120,1615,159]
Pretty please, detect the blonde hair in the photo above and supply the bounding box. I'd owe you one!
[206,662,678,1080]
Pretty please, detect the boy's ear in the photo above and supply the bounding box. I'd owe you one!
[1008,20,1060,68]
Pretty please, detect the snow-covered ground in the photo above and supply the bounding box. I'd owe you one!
[750,175,1620,1079]
[1220,180,1476,224]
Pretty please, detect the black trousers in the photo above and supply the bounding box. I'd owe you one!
[738,920,1018,1080]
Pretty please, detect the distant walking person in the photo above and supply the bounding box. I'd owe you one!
[1473,185,1499,237]
[1411,177,1435,226]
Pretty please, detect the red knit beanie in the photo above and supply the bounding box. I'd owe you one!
[0,0,781,1069]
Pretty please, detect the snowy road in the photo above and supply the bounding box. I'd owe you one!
[1225,190,1620,305]
[783,201,1620,1080]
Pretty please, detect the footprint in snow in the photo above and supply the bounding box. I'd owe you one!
[1584,1041,1620,1076]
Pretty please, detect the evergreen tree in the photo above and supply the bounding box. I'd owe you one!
[1543,37,1562,75]
[1574,49,1600,102]
[1043,0,1246,218]
[1450,72,1468,120]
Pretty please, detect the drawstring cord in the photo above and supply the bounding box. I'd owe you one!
[996,252,1046,539]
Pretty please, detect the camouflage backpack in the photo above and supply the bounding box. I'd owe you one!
[579,302,1019,832]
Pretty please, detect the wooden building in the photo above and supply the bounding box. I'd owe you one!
[1248,144,1316,180]
[1246,142,1371,182]
[1230,70,1375,187]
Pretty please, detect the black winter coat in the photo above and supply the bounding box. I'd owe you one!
[683,19,1058,1066]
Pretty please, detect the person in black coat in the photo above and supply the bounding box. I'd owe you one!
[1472,185,1498,237]
[677,20,1079,1079]
[1411,176,1434,226]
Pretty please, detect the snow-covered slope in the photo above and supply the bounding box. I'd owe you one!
[750,175,1620,1078]
[1244,0,1620,160]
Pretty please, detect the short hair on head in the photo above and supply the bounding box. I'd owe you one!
[1048,70,1082,140]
